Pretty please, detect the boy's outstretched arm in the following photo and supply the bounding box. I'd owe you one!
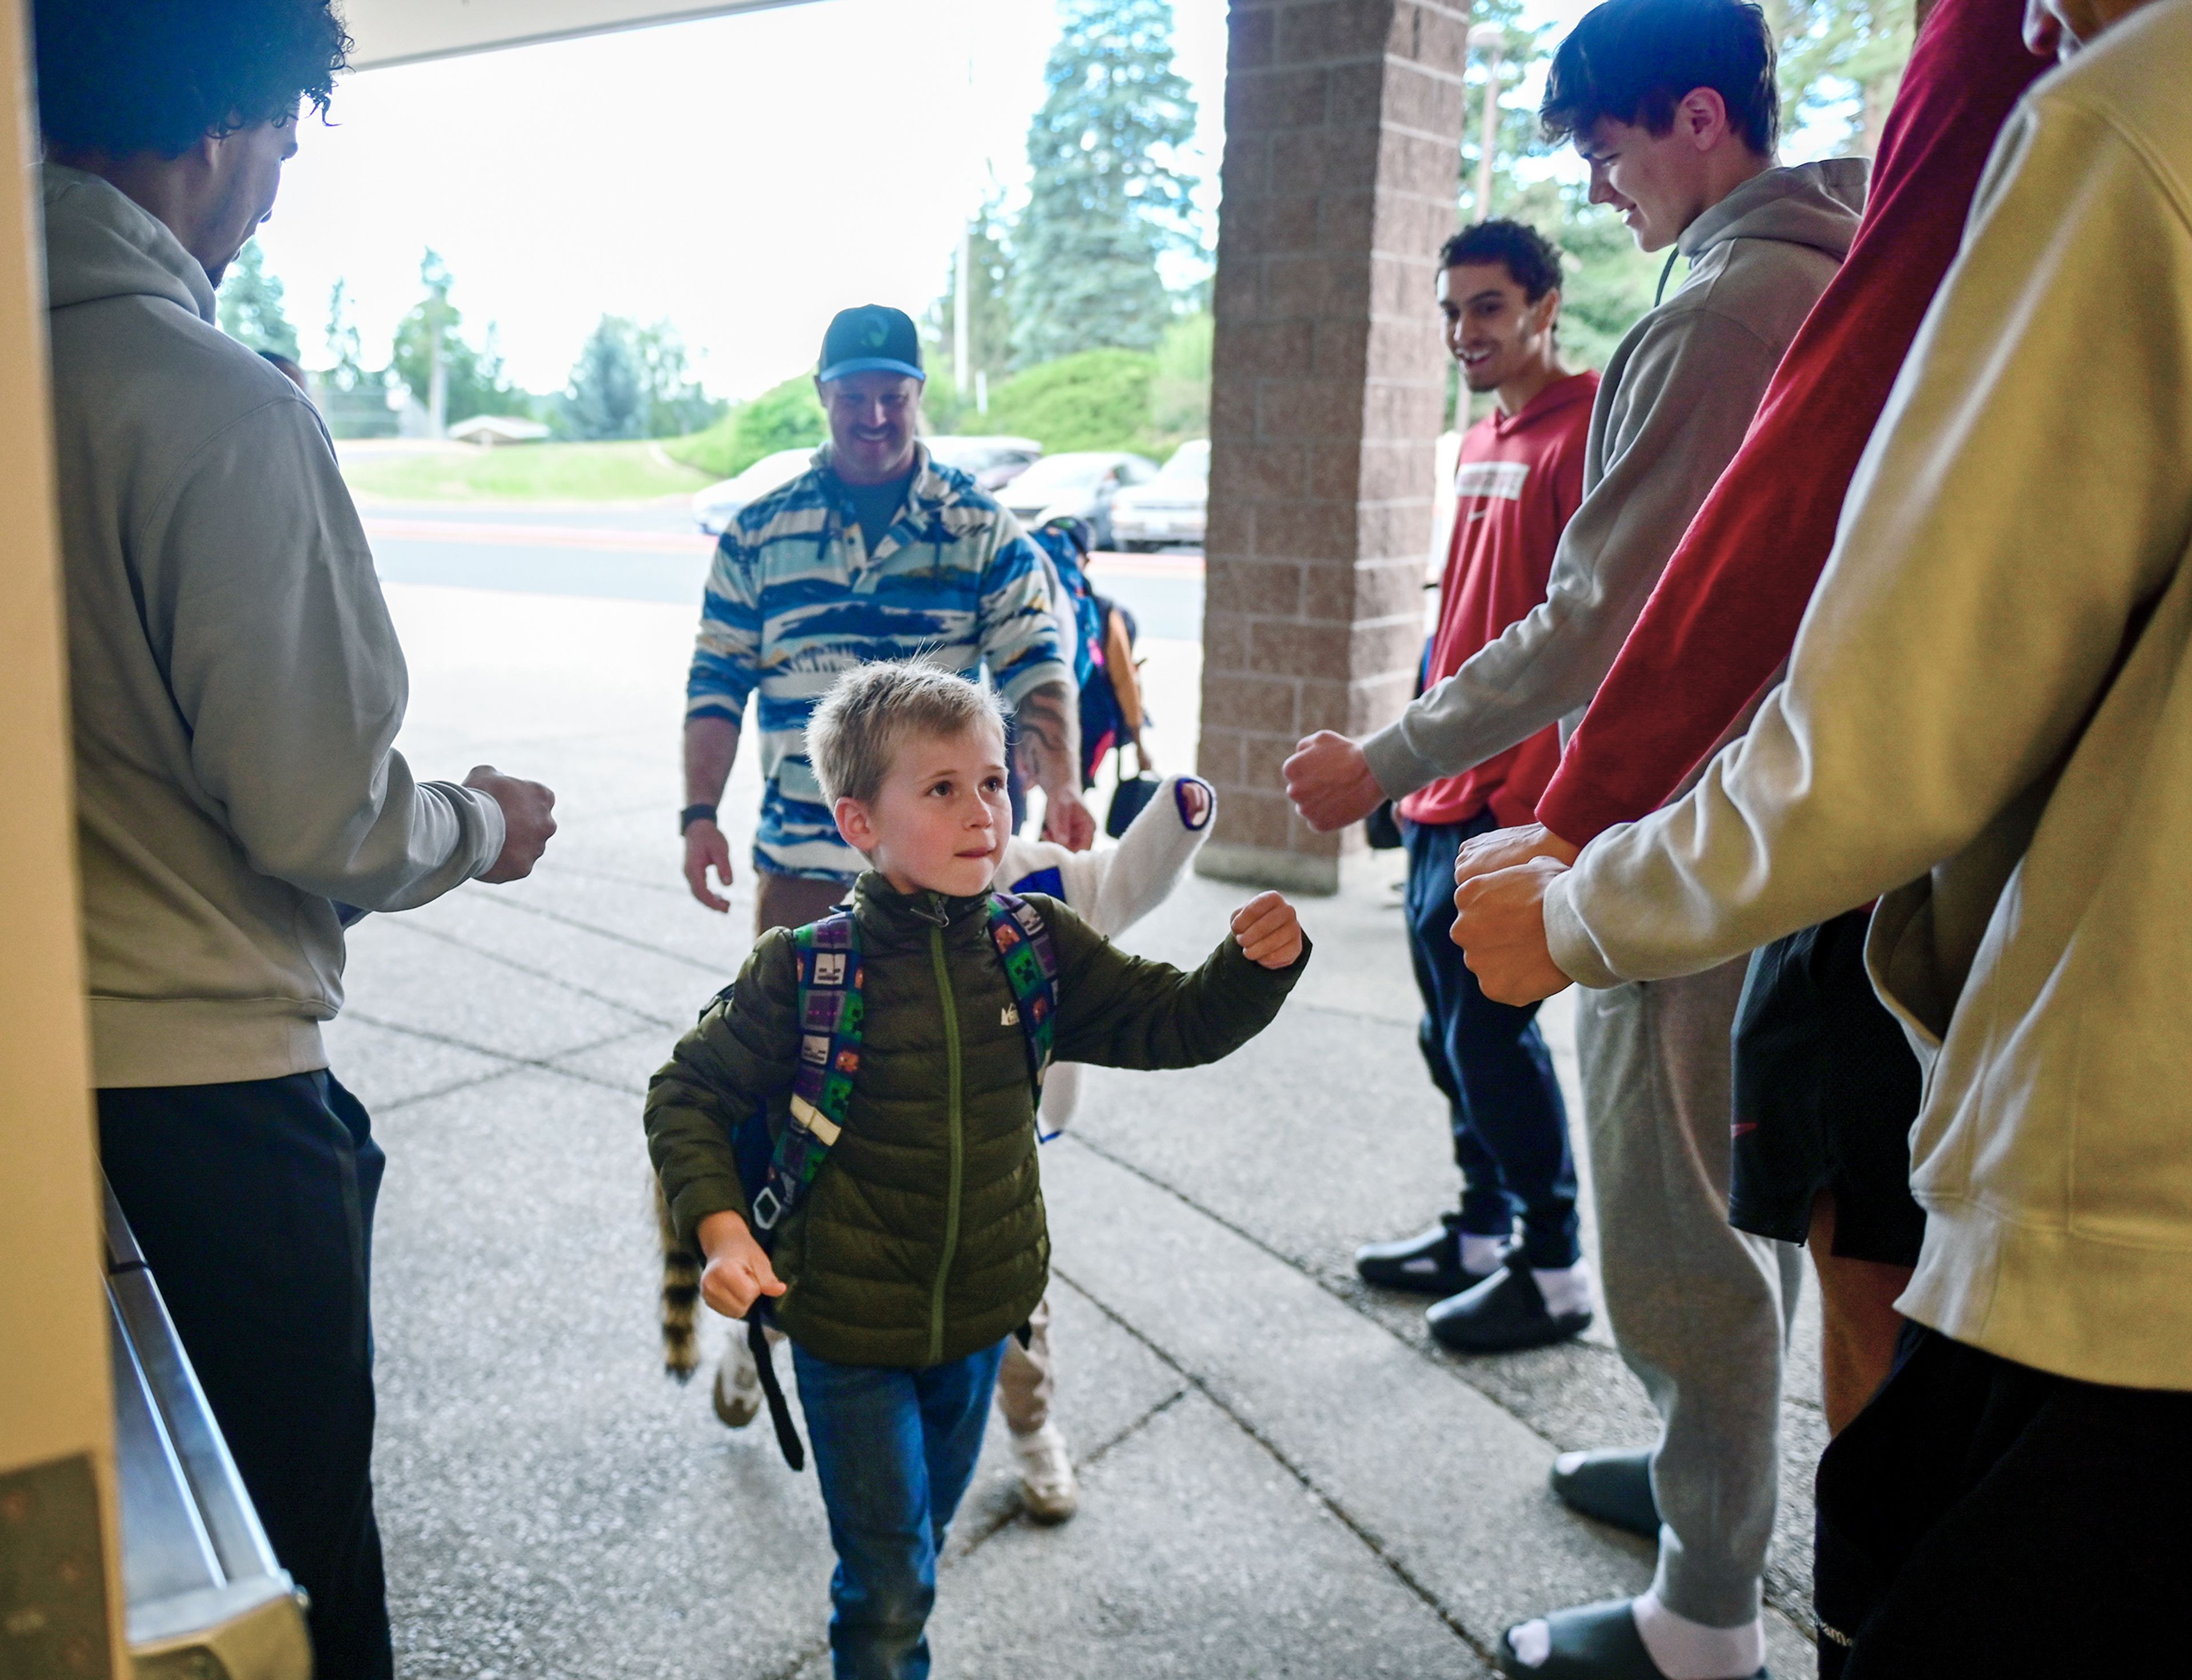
[644,928,803,1263]
[1040,892,1309,1072]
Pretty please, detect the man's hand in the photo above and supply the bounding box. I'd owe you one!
[695,1209,787,1321]
[1231,891,1304,969]
[684,819,734,913]
[1042,786,1098,851]
[1015,682,1094,852]
[1453,821,1579,890]
[1450,857,1573,1006]
[1283,732,1385,832]
[465,766,557,884]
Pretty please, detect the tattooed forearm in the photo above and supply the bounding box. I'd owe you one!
[1014,682,1082,795]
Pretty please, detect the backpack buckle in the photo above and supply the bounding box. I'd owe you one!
[749,1186,783,1232]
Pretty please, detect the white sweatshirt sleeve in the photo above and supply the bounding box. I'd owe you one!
[151,397,503,911]
[1087,775,1215,936]
[1545,90,2192,989]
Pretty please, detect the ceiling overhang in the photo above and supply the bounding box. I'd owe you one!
[341,0,822,71]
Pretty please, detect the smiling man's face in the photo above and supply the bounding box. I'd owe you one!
[820,370,922,485]
[1576,111,1721,253]
[1440,260,1558,395]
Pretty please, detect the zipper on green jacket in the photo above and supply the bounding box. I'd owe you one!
[926,914,965,1365]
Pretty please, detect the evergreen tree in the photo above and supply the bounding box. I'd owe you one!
[631,319,726,437]
[217,240,299,359]
[1008,0,1197,369]
[392,249,519,426]
[1770,0,1913,156]
[561,316,648,440]
[322,278,367,393]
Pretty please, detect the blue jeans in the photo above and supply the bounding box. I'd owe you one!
[1403,812,1580,1268]
[792,1339,1009,1680]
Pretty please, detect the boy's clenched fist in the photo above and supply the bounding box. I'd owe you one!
[695,1208,787,1320]
[1231,891,1304,969]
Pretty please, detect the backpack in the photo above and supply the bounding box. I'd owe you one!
[1028,518,1143,785]
[724,890,1061,1469]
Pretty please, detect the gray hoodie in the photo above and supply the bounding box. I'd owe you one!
[44,165,503,1089]
[1362,159,1868,797]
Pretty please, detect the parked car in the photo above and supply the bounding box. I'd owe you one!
[1109,438,1208,552]
[691,446,815,535]
[999,450,1158,551]
[924,434,1043,493]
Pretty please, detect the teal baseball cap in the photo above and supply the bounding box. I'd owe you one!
[818,304,926,384]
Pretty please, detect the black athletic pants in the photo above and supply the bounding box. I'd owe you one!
[99,1071,393,1680]
[1816,1323,2192,1677]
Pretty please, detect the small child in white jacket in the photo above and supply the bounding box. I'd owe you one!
[705,773,1215,1520]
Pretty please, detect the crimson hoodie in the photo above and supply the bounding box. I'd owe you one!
[1401,370,1598,829]
[1532,0,2049,845]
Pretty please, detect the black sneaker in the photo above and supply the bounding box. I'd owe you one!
[1426,1256,1591,1353]
[1355,1213,1498,1296]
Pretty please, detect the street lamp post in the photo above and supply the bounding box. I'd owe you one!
[1469,21,1505,221]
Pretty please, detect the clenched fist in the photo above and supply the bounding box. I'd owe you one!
[695,1209,787,1321]
[1231,891,1305,969]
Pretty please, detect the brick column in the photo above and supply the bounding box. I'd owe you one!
[1196,0,1469,893]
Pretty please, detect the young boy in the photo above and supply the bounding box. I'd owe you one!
[645,662,1306,1679]
[688,768,1221,1525]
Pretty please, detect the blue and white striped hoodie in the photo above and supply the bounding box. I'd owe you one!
[687,442,1069,878]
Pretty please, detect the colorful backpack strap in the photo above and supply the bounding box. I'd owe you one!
[742,909,863,1471]
[986,891,1060,1121]
[747,912,863,1240]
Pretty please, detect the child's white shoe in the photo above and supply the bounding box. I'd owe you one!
[712,1339,761,1429]
[1011,1421,1078,1524]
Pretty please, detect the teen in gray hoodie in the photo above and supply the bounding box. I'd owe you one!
[1286,3,1861,1675]
[35,6,554,1675]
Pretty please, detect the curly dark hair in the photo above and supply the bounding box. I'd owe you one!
[1540,0,1779,157]
[35,0,352,158]
[1440,220,1566,303]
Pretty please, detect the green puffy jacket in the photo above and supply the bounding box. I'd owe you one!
[645,872,1307,1368]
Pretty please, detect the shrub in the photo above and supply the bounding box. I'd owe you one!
[985,349,1156,454]
[666,373,825,479]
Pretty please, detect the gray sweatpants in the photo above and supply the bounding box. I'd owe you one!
[1574,961,1803,1629]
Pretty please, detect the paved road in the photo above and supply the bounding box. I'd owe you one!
[357,498,1210,640]
[331,571,1824,1678]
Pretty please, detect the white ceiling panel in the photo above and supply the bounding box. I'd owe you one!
[341,0,820,70]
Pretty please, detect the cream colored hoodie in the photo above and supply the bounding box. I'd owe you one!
[44,167,503,1088]
[1544,1,2192,1389]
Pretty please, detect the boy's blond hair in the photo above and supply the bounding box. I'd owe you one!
[807,660,1009,809]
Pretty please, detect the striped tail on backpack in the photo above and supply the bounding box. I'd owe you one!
[652,1172,702,1381]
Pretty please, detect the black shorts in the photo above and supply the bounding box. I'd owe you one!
[1729,909,1927,1267]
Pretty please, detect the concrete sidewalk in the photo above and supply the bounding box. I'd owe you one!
[332,581,1822,1679]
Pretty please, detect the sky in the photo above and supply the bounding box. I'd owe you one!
[249,0,1851,406]
[253,0,1227,401]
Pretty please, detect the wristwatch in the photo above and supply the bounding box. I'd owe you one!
[679,803,718,835]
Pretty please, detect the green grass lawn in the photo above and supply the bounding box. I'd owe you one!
[340,440,714,502]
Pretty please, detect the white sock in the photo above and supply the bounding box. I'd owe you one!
[1630,1591,1763,1680]
[1460,1233,1512,1276]
[1530,1261,1593,1319]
